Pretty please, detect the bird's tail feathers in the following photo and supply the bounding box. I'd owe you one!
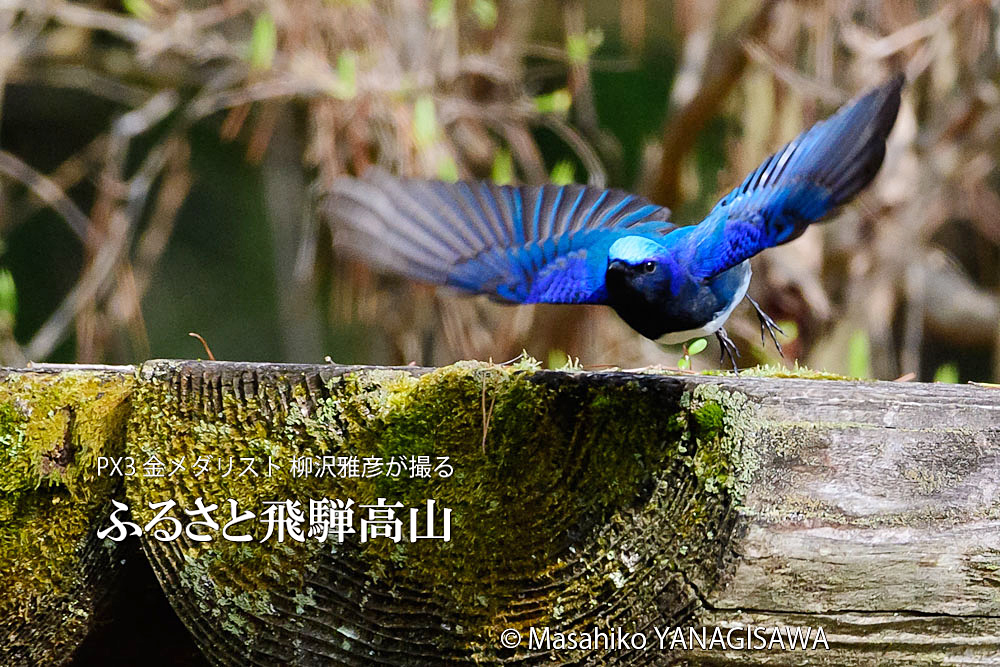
[326,171,460,286]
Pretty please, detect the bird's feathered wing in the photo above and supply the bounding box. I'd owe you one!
[327,171,673,304]
[675,74,903,280]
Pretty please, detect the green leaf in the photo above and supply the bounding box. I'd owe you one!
[566,34,589,64]
[934,362,959,384]
[549,160,574,185]
[777,319,798,342]
[470,0,497,29]
[533,89,572,114]
[430,0,454,28]
[676,357,690,370]
[847,329,871,379]
[0,270,16,321]
[491,149,513,185]
[688,338,707,356]
[123,0,154,20]
[412,95,438,148]
[436,155,459,182]
[566,29,602,65]
[331,50,357,100]
[250,13,277,70]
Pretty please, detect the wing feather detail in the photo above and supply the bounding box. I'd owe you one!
[327,171,673,304]
[677,74,903,280]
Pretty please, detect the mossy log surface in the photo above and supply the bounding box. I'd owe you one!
[1,360,998,666]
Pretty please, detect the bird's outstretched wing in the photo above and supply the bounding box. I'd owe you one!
[676,74,903,280]
[327,170,673,304]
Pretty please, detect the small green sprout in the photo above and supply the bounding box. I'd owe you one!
[412,95,438,148]
[330,50,357,100]
[436,155,459,182]
[848,329,871,379]
[510,352,542,372]
[123,0,155,21]
[933,362,959,384]
[533,89,572,114]
[566,28,603,65]
[677,338,707,370]
[545,349,583,371]
[470,0,497,29]
[429,0,454,28]
[0,270,16,325]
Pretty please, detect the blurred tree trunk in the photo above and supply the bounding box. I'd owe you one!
[262,108,326,363]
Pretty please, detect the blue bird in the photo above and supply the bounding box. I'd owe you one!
[328,75,903,369]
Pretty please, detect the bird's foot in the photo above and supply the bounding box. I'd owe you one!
[746,296,785,356]
[715,328,740,373]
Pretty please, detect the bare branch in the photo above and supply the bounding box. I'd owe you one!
[537,114,606,187]
[0,150,92,240]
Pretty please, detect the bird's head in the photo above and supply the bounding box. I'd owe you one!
[606,235,672,301]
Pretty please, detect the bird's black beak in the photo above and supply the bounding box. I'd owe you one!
[607,259,629,276]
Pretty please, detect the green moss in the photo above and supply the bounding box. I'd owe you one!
[129,365,686,606]
[692,400,725,441]
[680,383,762,500]
[0,370,133,655]
[0,360,771,662]
[123,361,765,659]
[486,380,764,661]
[703,362,854,380]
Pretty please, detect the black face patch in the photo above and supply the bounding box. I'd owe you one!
[605,262,750,341]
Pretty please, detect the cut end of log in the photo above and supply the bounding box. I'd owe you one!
[126,361,756,664]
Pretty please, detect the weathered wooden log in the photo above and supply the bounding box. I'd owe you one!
[1,360,998,665]
[0,365,134,665]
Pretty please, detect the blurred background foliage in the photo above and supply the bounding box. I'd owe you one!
[0,0,998,382]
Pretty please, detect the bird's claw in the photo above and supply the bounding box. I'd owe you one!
[715,328,740,373]
[747,296,785,357]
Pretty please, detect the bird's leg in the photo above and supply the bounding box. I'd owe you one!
[715,327,740,373]
[746,295,785,357]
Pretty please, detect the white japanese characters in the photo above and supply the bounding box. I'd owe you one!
[95,455,453,479]
[97,498,452,544]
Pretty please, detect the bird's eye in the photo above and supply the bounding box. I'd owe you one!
[642,261,657,273]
